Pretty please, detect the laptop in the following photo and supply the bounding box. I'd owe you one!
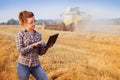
[45,33,59,48]
[39,33,59,54]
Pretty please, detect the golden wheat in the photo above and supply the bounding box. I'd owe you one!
[0,25,120,80]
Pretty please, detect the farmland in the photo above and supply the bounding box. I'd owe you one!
[0,25,120,80]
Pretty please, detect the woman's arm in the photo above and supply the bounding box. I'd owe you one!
[16,32,33,55]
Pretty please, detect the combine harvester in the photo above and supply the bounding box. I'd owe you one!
[59,7,91,32]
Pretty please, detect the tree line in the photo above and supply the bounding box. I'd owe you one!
[0,18,59,25]
[0,18,19,25]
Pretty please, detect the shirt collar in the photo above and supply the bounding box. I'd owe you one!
[23,29,36,33]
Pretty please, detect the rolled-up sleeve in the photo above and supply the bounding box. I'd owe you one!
[16,32,33,55]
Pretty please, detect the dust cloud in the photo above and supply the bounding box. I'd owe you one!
[75,20,120,34]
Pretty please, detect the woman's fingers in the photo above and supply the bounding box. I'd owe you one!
[31,40,45,47]
[38,40,44,44]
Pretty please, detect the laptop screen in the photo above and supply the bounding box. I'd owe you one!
[46,33,59,48]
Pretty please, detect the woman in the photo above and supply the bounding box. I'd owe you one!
[16,10,48,80]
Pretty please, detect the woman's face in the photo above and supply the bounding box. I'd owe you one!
[25,17,36,30]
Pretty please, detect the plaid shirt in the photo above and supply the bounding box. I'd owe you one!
[16,29,46,67]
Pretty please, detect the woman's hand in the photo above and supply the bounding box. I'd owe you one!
[31,40,44,47]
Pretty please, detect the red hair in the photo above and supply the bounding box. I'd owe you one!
[18,10,34,26]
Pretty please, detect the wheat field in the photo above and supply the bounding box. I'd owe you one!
[0,25,120,80]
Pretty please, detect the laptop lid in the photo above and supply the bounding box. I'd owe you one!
[46,33,59,48]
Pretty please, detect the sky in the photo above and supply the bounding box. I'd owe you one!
[0,0,120,22]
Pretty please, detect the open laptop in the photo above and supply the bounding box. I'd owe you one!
[45,33,59,48]
[39,33,59,54]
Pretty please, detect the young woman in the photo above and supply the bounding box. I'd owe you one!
[16,10,48,80]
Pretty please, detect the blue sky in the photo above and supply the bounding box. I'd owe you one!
[0,0,120,22]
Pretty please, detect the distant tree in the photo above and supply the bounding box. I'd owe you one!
[0,22,6,25]
[7,18,19,25]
